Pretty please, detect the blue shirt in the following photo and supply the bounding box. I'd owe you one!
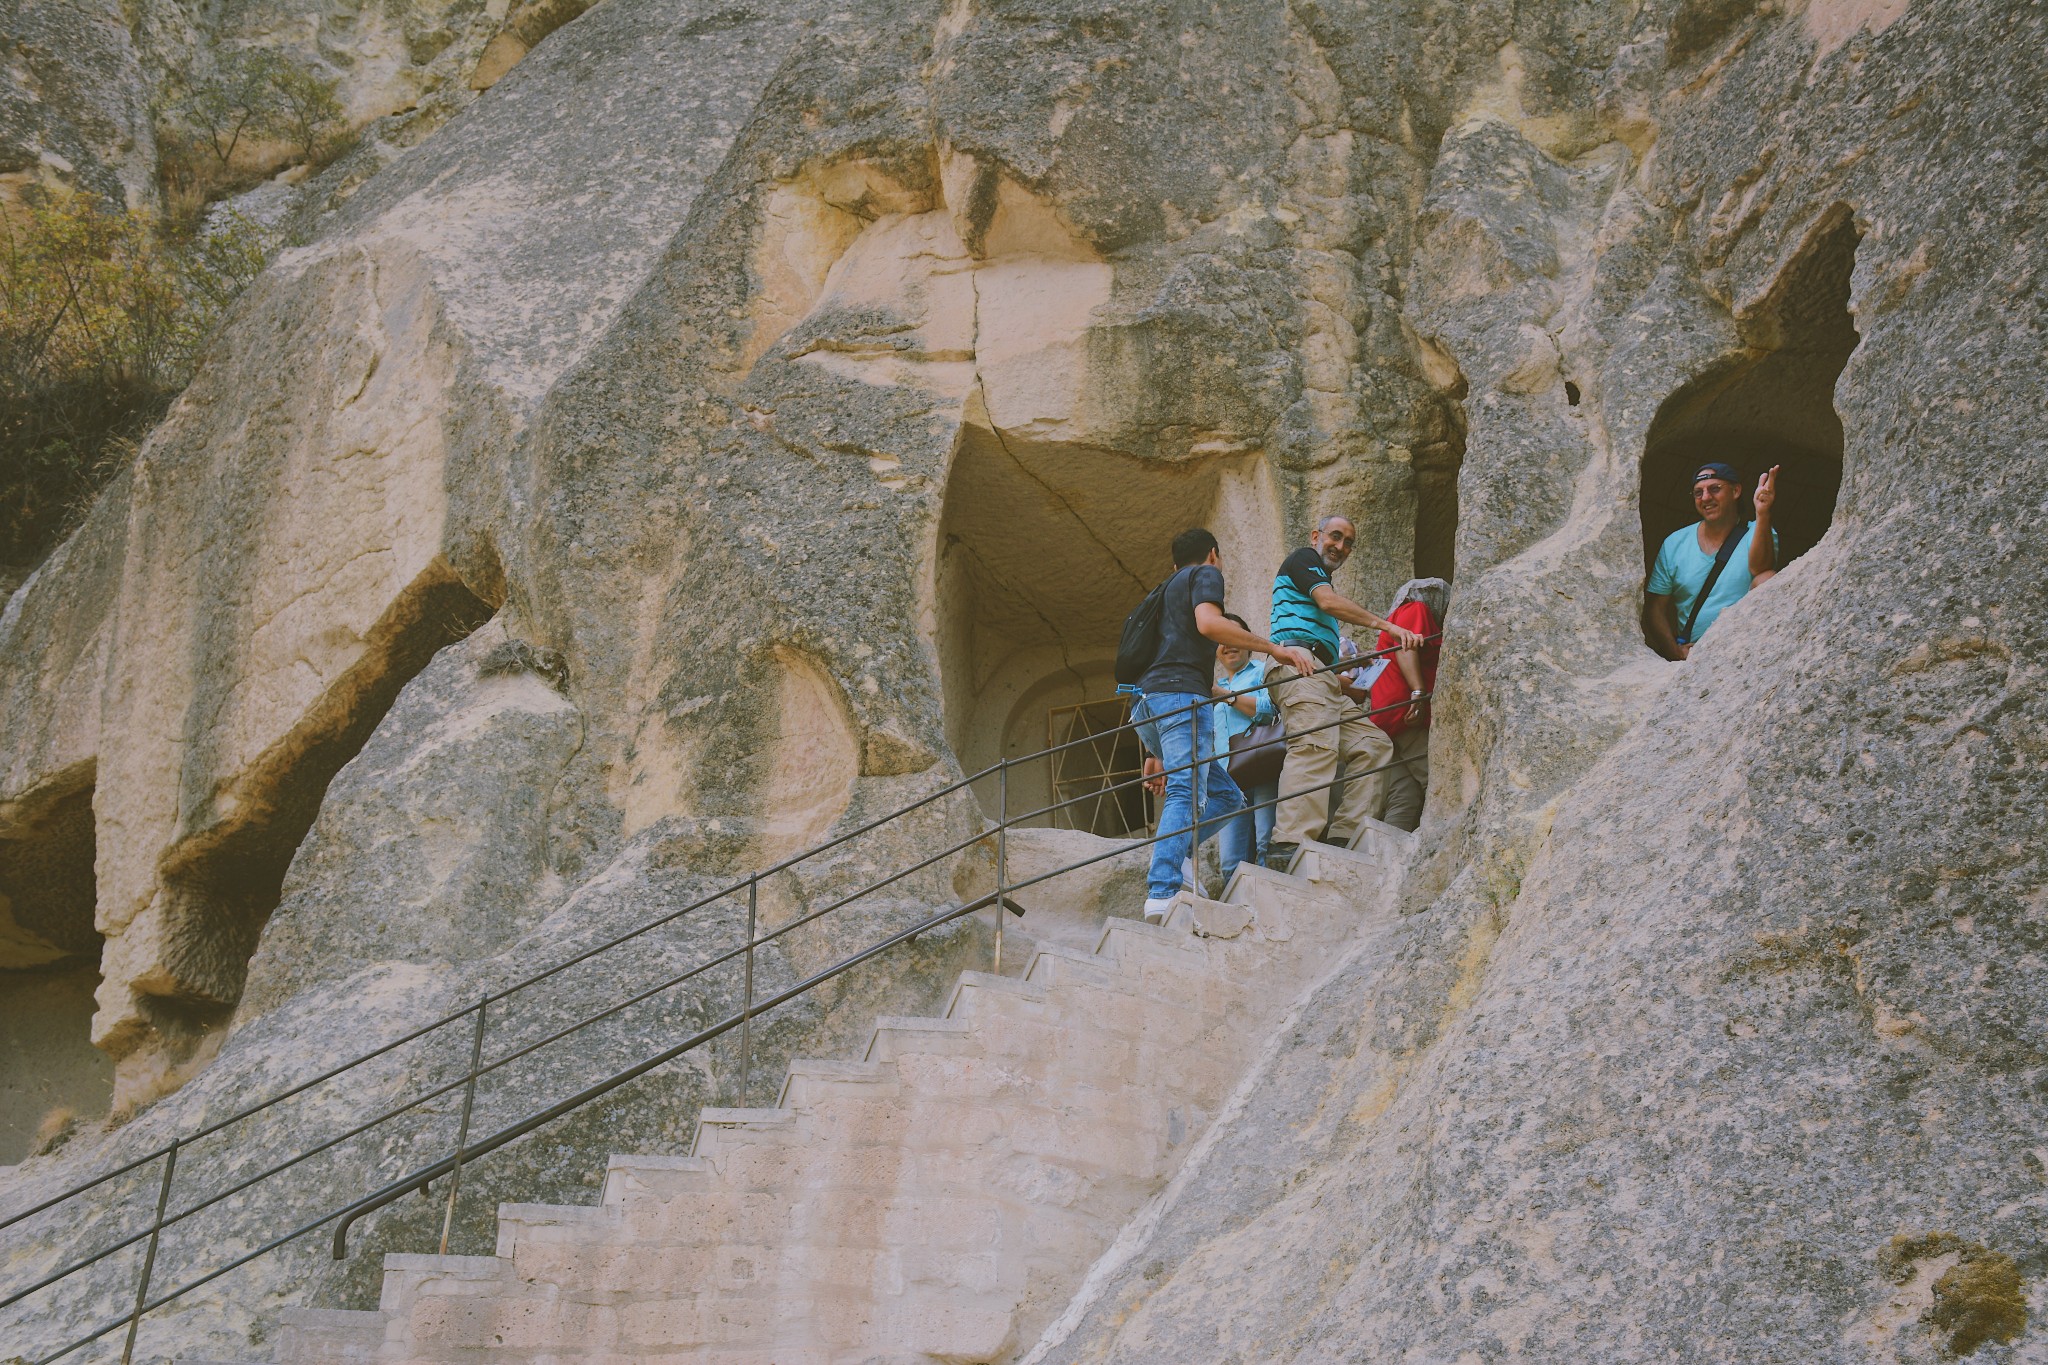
[1648,521,1778,642]
[1213,659,1275,753]
[1269,546,1338,660]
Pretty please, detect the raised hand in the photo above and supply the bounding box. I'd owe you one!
[1754,465,1780,518]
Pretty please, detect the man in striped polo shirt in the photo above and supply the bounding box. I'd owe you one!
[1264,515,1426,870]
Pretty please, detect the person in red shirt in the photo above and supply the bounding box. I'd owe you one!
[1368,578,1448,832]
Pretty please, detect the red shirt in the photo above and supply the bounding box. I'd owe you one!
[1369,601,1440,737]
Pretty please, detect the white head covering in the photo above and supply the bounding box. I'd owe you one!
[1388,577,1450,625]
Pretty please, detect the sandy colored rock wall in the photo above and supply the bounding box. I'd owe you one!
[0,0,2040,1361]
[1028,3,2048,1362]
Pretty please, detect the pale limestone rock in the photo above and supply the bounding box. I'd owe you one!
[0,0,2041,1362]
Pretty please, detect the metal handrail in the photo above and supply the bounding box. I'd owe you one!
[6,634,1437,1364]
[1,635,1422,1234]
[31,736,1422,1365]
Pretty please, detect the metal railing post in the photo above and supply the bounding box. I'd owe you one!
[437,998,488,1256]
[120,1138,177,1365]
[739,877,757,1106]
[994,758,1009,975]
[1190,695,1206,900]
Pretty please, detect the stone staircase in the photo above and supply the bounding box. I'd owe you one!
[262,824,1414,1365]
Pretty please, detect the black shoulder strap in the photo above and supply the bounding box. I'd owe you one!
[1679,521,1748,644]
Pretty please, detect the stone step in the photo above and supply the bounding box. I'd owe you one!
[1095,910,1211,963]
[1021,940,1127,989]
[1040,933,1228,1019]
[1226,859,1346,910]
[495,1200,618,1252]
[863,1013,974,1063]
[613,1181,793,1247]
[1346,813,1419,859]
[270,1307,385,1364]
[692,1105,800,1159]
[375,1252,509,1316]
[603,1152,718,1204]
[777,1057,899,1108]
[1292,839,1399,901]
[1173,872,1352,972]
[942,969,1052,1025]
[1177,892,1255,940]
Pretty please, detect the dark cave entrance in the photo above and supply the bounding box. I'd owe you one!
[934,419,1281,835]
[1413,373,1468,587]
[1641,210,1861,576]
[0,774,113,1161]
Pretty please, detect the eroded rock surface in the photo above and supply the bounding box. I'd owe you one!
[0,0,2042,1361]
[1024,4,2048,1364]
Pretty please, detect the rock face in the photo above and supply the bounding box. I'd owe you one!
[0,0,158,208]
[1,0,2044,1362]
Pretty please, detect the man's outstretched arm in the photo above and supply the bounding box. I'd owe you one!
[1193,603,1320,676]
[1308,584,1426,651]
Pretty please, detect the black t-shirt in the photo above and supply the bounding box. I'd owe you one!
[1138,563,1226,697]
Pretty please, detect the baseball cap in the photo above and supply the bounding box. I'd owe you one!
[1692,461,1743,486]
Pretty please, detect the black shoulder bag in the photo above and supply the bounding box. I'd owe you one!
[1676,521,1749,646]
[1114,566,1191,685]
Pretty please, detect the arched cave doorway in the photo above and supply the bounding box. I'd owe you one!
[0,775,112,1162]
[1642,210,1860,575]
[936,422,1282,835]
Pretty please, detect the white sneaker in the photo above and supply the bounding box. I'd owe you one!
[1142,896,1178,925]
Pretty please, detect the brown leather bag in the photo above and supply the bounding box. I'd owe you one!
[1227,722,1286,789]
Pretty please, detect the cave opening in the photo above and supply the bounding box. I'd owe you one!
[1413,376,1468,587]
[1641,211,1861,585]
[0,775,113,1163]
[145,563,496,1042]
[935,422,1282,834]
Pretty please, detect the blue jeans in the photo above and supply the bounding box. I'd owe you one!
[1218,777,1278,879]
[1134,692,1244,900]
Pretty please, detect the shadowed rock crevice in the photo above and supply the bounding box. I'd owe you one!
[138,562,495,1037]
[1413,365,1469,584]
[1641,209,1861,569]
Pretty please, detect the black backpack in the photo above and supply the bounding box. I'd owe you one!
[1114,567,1189,686]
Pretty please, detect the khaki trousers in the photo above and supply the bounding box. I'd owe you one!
[1268,664,1392,847]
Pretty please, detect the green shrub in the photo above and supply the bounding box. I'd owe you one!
[160,50,348,224]
[0,194,273,570]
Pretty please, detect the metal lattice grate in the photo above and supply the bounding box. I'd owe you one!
[1046,696,1151,837]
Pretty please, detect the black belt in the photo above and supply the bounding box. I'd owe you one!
[1273,636,1335,668]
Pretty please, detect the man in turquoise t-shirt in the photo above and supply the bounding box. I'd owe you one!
[1643,461,1781,660]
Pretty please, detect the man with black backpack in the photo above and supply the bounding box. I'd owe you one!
[1642,462,1780,661]
[1118,528,1318,923]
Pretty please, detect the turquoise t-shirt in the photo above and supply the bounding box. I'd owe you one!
[1648,522,1778,642]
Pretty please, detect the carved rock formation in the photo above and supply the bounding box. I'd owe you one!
[0,0,2042,1362]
